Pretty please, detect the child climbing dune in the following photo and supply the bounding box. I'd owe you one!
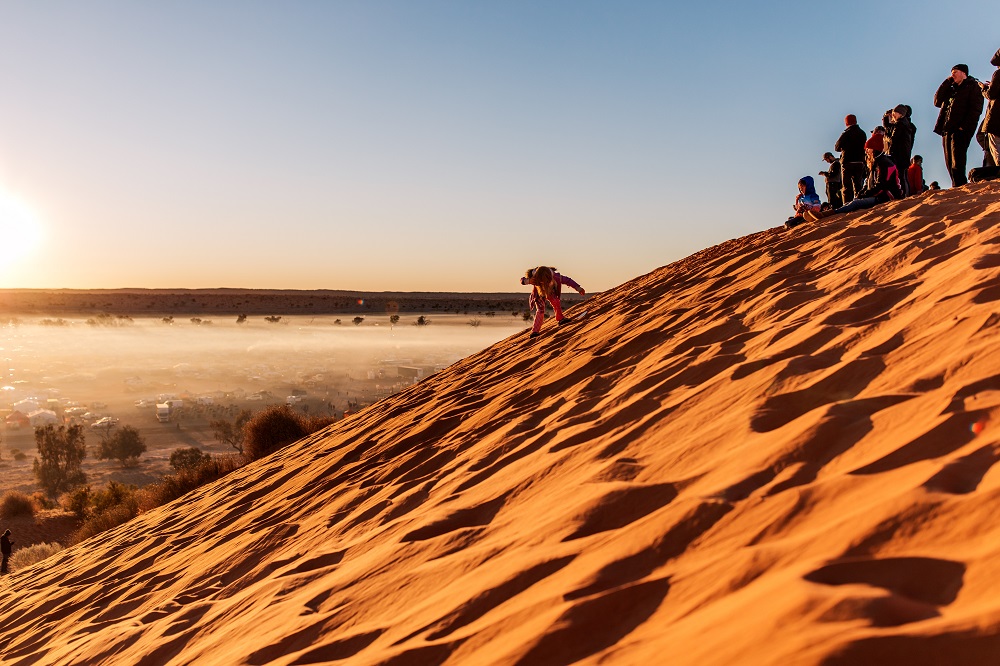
[521,266,585,338]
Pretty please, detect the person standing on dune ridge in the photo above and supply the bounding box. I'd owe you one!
[521,266,585,338]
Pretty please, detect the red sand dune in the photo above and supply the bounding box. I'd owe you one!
[4,183,1000,665]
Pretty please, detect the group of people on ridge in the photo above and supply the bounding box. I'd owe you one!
[786,49,1000,229]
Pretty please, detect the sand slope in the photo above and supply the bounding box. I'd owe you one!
[4,184,1000,665]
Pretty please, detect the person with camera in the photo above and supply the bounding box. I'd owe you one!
[882,105,916,196]
[818,152,843,209]
[934,64,984,187]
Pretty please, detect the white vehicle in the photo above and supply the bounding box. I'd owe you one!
[156,403,172,423]
[285,395,302,405]
[90,416,119,429]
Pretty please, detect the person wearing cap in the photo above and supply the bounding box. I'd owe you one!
[934,64,984,187]
[980,48,1000,166]
[883,104,916,196]
[818,152,843,209]
[834,114,868,203]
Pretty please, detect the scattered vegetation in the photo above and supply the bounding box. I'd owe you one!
[236,314,247,324]
[141,454,246,510]
[86,313,134,327]
[468,318,481,327]
[161,316,174,324]
[10,448,27,462]
[353,316,364,326]
[210,409,253,455]
[265,316,282,324]
[415,316,430,326]
[95,426,147,467]
[39,318,71,326]
[0,491,36,519]
[10,542,63,572]
[243,406,334,461]
[390,314,400,325]
[33,424,87,496]
[170,447,210,471]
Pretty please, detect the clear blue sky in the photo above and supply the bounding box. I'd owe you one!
[0,1,997,291]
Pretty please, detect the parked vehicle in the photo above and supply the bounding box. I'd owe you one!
[156,403,172,423]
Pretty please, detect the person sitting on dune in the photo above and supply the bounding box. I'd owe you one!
[804,137,903,223]
[521,266,585,338]
[785,176,823,228]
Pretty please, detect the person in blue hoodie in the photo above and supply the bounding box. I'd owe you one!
[785,176,822,228]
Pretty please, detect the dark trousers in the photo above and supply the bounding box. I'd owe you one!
[943,131,974,186]
[979,131,997,168]
[891,155,911,197]
[842,161,867,203]
[825,181,843,209]
[1,554,8,574]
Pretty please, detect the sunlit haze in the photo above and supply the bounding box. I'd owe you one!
[0,1,996,291]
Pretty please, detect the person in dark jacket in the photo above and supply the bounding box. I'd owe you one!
[1,529,12,574]
[835,114,867,203]
[934,64,984,187]
[819,152,843,208]
[883,104,916,196]
[804,137,902,222]
[980,48,1000,166]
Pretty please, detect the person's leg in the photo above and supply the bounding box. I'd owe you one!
[842,162,861,203]
[894,157,910,197]
[977,131,995,168]
[953,132,973,186]
[989,134,1000,167]
[834,197,877,214]
[550,296,565,323]
[944,134,957,187]
[532,303,545,333]
[832,183,843,209]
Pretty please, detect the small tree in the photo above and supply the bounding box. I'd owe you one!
[353,316,364,326]
[236,314,247,324]
[33,424,87,496]
[389,314,400,325]
[96,426,147,467]
[211,409,253,455]
[170,447,209,471]
[415,316,429,326]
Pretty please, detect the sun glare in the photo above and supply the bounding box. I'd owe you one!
[0,189,44,274]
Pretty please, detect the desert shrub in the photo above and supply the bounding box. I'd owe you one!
[210,409,253,455]
[141,454,246,509]
[170,447,210,471]
[95,425,147,467]
[33,424,87,496]
[71,503,140,544]
[62,486,93,519]
[10,542,63,571]
[68,482,141,544]
[0,490,36,519]
[31,491,56,510]
[11,448,27,461]
[243,406,334,461]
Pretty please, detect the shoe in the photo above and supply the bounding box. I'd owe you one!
[529,331,540,338]
[557,318,569,326]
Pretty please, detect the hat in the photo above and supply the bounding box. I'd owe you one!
[865,135,884,152]
[893,104,907,115]
[952,64,969,75]
[845,114,857,126]
[823,152,834,159]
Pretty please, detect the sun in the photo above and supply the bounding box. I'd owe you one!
[0,189,43,270]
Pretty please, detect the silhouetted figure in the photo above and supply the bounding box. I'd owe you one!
[819,152,843,208]
[934,64,984,186]
[836,114,868,203]
[1,529,12,574]
[929,181,941,191]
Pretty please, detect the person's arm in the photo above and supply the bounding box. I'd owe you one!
[558,274,585,294]
[933,78,953,108]
[987,71,1000,101]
